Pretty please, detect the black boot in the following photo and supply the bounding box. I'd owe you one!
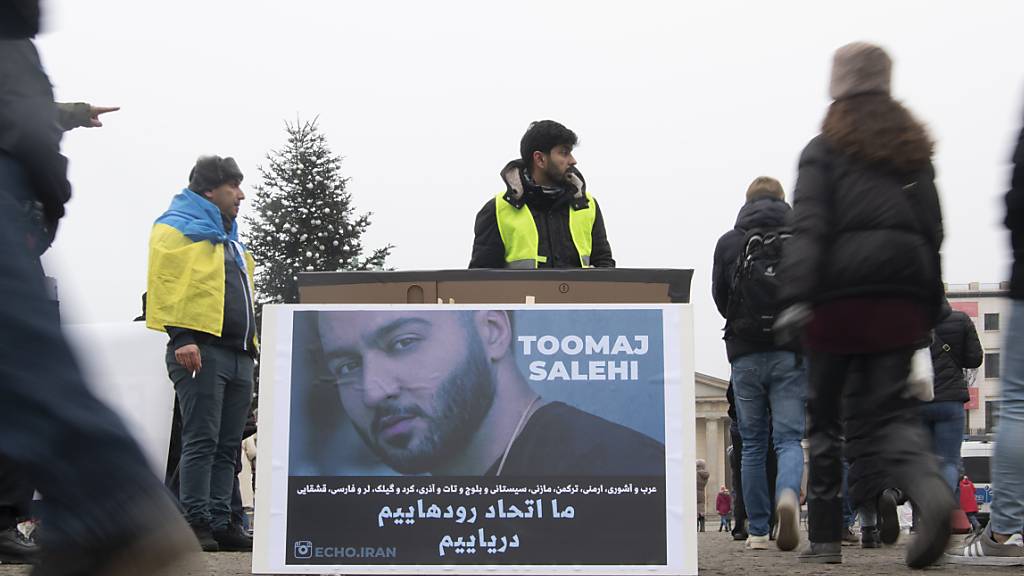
[0,526,39,564]
[860,526,881,549]
[190,522,219,552]
[904,479,954,569]
[732,521,748,541]
[878,489,900,545]
[213,523,253,552]
[798,542,841,564]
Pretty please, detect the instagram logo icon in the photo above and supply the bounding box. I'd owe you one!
[294,541,313,559]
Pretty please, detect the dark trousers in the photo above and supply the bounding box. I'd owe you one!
[806,348,945,543]
[166,344,253,531]
[0,455,33,530]
[166,395,248,529]
[0,154,172,550]
[729,418,776,535]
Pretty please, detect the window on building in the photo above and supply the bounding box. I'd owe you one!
[984,313,1000,331]
[986,401,1000,434]
[985,353,1000,379]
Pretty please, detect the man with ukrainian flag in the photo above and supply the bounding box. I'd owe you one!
[147,155,257,552]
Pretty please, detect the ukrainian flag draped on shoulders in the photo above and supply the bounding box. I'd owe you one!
[147,188,257,349]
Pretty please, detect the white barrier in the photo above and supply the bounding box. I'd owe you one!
[63,322,175,477]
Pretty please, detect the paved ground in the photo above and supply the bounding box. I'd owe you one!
[695,530,1014,576]
[0,531,1016,574]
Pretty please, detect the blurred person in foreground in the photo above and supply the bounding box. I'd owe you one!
[0,0,197,574]
[0,86,119,570]
[947,116,1024,566]
[775,42,953,568]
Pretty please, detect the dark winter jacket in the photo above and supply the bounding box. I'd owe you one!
[712,196,798,361]
[779,134,944,322]
[469,160,614,269]
[1006,123,1024,299]
[0,1,40,39]
[0,39,71,251]
[929,301,983,404]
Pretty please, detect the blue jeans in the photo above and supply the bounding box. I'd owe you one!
[732,351,807,537]
[990,300,1024,535]
[167,344,254,531]
[842,458,856,528]
[919,401,965,492]
[0,154,173,549]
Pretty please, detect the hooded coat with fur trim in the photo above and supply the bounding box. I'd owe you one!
[469,160,614,269]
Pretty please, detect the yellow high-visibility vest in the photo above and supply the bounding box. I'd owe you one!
[494,192,596,268]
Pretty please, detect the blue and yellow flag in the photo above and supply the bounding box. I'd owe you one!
[146,189,256,344]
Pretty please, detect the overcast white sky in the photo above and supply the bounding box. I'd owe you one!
[34,0,1024,380]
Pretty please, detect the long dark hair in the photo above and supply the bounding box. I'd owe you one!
[822,93,934,174]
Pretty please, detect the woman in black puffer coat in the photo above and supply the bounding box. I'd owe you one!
[775,42,955,569]
[923,300,983,490]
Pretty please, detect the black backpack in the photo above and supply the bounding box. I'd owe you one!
[725,227,791,343]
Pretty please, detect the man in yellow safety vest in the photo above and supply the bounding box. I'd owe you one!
[469,120,614,269]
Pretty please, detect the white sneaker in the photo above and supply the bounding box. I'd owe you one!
[746,534,770,550]
[776,489,800,552]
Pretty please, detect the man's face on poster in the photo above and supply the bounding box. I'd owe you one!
[317,311,496,474]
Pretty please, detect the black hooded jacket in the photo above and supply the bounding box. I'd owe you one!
[712,196,798,361]
[929,301,983,404]
[469,161,614,269]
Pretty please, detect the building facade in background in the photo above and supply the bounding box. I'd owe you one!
[946,282,1008,436]
[696,373,730,513]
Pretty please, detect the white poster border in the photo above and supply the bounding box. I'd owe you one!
[253,303,696,576]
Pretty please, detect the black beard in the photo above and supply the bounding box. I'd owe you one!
[354,335,496,474]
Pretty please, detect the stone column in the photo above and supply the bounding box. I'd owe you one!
[705,418,720,516]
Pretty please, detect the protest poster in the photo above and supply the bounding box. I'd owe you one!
[254,304,695,575]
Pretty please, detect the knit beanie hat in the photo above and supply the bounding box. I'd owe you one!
[829,42,892,100]
[188,155,243,193]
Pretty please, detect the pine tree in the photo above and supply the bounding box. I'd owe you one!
[245,118,392,305]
